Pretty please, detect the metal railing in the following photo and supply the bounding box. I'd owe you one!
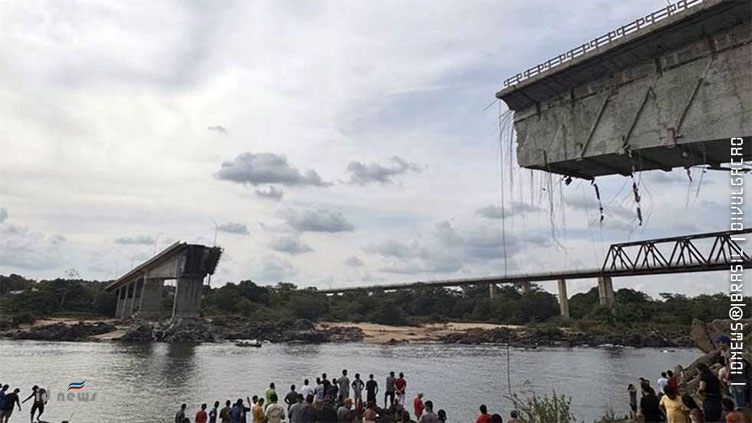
[502,0,705,88]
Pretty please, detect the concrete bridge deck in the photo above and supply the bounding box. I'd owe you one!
[497,0,751,179]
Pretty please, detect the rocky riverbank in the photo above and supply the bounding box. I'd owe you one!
[2,317,737,349]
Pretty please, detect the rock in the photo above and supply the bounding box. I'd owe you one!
[11,321,115,342]
[158,318,216,343]
[121,321,156,343]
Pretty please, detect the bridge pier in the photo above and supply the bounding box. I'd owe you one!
[557,279,570,318]
[138,278,163,319]
[115,287,126,318]
[597,276,615,308]
[520,281,531,295]
[489,283,498,298]
[172,276,204,319]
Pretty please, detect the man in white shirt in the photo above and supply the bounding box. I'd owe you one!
[656,372,668,394]
[299,379,314,401]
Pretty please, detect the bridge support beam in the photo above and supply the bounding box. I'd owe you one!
[138,278,163,319]
[558,279,570,318]
[520,281,531,295]
[172,276,203,319]
[489,283,498,299]
[115,287,125,318]
[597,276,615,308]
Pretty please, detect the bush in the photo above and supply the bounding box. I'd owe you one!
[506,390,576,423]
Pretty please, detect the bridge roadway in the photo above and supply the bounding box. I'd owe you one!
[316,229,752,318]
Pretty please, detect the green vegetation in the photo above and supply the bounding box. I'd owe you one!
[506,390,576,423]
[1,273,748,332]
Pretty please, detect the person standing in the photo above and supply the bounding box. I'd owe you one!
[220,400,233,423]
[22,385,46,423]
[657,372,669,395]
[337,398,352,423]
[351,374,365,405]
[658,386,685,423]
[252,398,265,423]
[627,384,637,419]
[339,370,350,404]
[175,404,188,423]
[210,401,220,423]
[299,380,314,402]
[384,372,395,408]
[696,363,722,422]
[196,403,209,423]
[476,405,491,423]
[394,373,406,406]
[265,383,277,409]
[507,411,520,423]
[418,401,438,423]
[413,393,424,420]
[365,375,378,407]
[265,394,286,423]
[640,385,662,423]
[0,388,20,423]
[285,385,298,411]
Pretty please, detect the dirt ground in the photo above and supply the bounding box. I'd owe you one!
[317,321,521,344]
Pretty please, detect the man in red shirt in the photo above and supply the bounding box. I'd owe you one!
[196,403,208,423]
[394,372,407,405]
[476,404,491,423]
[413,393,424,419]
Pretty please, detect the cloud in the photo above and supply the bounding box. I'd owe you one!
[363,239,416,258]
[207,125,226,134]
[476,202,543,219]
[217,222,249,235]
[257,254,297,283]
[216,152,326,187]
[344,256,364,267]
[255,186,284,201]
[0,224,66,270]
[269,234,312,255]
[0,208,7,223]
[280,206,355,233]
[565,196,635,221]
[114,235,154,245]
[347,156,420,184]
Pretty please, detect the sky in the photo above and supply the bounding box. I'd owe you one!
[0,0,748,298]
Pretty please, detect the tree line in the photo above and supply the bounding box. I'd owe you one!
[0,273,745,331]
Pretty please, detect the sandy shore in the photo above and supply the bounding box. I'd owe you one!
[317,321,522,344]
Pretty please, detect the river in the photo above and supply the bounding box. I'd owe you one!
[0,340,699,423]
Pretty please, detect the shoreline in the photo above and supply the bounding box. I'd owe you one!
[1,317,697,349]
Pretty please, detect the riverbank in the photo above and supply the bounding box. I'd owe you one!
[0,316,698,348]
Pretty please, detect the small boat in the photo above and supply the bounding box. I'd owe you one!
[235,339,262,348]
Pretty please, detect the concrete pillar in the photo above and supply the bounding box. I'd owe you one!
[172,276,203,319]
[138,279,164,320]
[489,283,498,299]
[597,276,615,307]
[557,279,570,318]
[115,287,124,318]
[520,281,531,295]
[126,282,136,316]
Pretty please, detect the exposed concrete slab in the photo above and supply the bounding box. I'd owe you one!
[497,0,751,178]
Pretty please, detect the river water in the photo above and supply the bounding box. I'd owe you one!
[0,340,699,423]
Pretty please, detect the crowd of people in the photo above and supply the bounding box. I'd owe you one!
[173,370,521,423]
[627,337,750,423]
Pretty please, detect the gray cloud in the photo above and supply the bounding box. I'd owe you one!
[476,202,543,219]
[280,206,355,233]
[363,239,416,258]
[114,235,154,245]
[0,224,65,270]
[207,125,227,134]
[257,254,297,283]
[270,235,312,255]
[255,186,284,201]
[0,208,7,223]
[217,222,249,235]
[344,256,364,267]
[217,152,326,187]
[347,156,420,184]
[565,196,635,221]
